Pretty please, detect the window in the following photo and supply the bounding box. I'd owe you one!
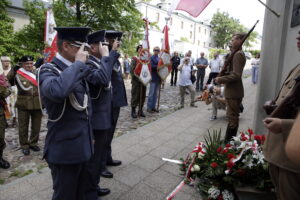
[156,13,160,22]
[209,43,212,47]
[204,29,207,35]
[198,27,201,33]
[181,21,184,29]
[170,17,173,25]
[210,31,212,36]
[203,42,206,47]
[190,31,193,39]
[198,40,200,46]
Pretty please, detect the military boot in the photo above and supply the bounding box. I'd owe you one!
[138,109,146,117]
[0,150,10,169]
[224,126,238,144]
[131,107,137,118]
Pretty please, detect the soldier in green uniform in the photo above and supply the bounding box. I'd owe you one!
[7,56,42,156]
[130,44,146,118]
[0,61,11,169]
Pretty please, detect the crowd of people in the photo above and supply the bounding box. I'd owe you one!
[2,24,300,200]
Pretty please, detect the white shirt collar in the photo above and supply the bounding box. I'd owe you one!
[56,53,73,67]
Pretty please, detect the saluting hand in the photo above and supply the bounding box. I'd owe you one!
[75,44,89,63]
[99,42,109,57]
[112,38,120,51]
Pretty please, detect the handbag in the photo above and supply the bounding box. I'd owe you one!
[190,66,196,83]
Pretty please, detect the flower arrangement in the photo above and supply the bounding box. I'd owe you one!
[179,129,273,200]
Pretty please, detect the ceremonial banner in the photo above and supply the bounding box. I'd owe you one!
[158,24,172,81]
[168,0,212,17]
[44,9,58,63]
[134,19,152,86]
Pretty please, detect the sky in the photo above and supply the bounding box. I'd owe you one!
[152,0,268,35]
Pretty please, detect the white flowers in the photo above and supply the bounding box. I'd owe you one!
[208,186,220,199]
[191,164,200,172]
[198,152,205,159]
[222,190,234,200]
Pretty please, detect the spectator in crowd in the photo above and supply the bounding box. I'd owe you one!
[251,53,260,84]
[170,51,180,86]
[7,56,42,156]
[204,85,226,121]
[178,57,197,108]
[195,52,208,92]
[1,56,17,127]
[0,60,11,169]
[123,54,130,80]
[206,53,221,85]
[286,113,300,166]
[147,47,161,113]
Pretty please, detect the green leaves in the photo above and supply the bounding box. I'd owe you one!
[211,11,258,50]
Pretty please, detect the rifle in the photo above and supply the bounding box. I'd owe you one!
[218,20,259,76]
[270,75,300,119]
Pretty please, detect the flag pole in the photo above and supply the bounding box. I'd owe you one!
[257,0,280,18]
[157,17,170,111]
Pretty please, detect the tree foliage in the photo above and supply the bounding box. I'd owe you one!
[210,11,258,50]
[10,0,144,61]
[0,0,15,58]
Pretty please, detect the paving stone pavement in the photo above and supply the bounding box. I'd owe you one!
[0,76,257,200]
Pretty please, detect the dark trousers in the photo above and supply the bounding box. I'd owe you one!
[226,98,242,129]
[101,107,120,171]
[206,72,219,85]
[131,78,146,109]
[86,130,109,199]
[18,109,42,149]
[170,68,178,86]
[196,70,205,91]
[48,162,88,200]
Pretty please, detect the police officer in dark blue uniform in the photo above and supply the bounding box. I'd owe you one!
[38,27,93,200]
[85,30,120,199]
[100,30,128,178]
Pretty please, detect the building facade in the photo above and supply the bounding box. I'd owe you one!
[135,1,215,58]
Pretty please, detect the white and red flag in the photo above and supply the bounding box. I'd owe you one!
[168,0,212,17]
[158,24,172,81]
[44,9,58,63]
[134,18,152,86]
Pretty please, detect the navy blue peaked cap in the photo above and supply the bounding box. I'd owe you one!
[54,27,91,42]
[87,30,106,44]
[105,30,123,40]
[19,56,34,62]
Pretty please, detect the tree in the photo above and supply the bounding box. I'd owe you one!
[210,11,258,50]
[0,0,15,58]
[12,0,144,59]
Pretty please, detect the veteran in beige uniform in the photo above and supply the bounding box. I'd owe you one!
[7,56,42,156]
[263,64,300,200]
[215,33,246,142]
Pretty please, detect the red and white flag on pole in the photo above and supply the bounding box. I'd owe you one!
[134,18,152,86]
[44,9,58,63]
[168,0,212,17]
[157,24,172,81]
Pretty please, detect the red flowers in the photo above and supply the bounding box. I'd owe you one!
[217,147,223,153]
[225,144,231,148]
[211,162,218,168]
[227,153,235,159]
[226,160,235,168]
[222,149,228,154]
[248,129,254,137]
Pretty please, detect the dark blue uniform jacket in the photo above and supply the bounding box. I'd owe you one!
[39,57,93,164]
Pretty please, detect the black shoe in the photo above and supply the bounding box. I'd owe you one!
[22,149,30,156]
[152,109,159,113]
[101,169,113,178]
[131,107,137,118]
[97,188,110,196]
[138,111,146,117]
[224,127,238,144]
[107,159,122,166]
[0,158,10,169]
[30,146,40,152]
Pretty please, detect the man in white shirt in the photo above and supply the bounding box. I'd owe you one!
[206,53,221,84]
[178,57,197,108]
